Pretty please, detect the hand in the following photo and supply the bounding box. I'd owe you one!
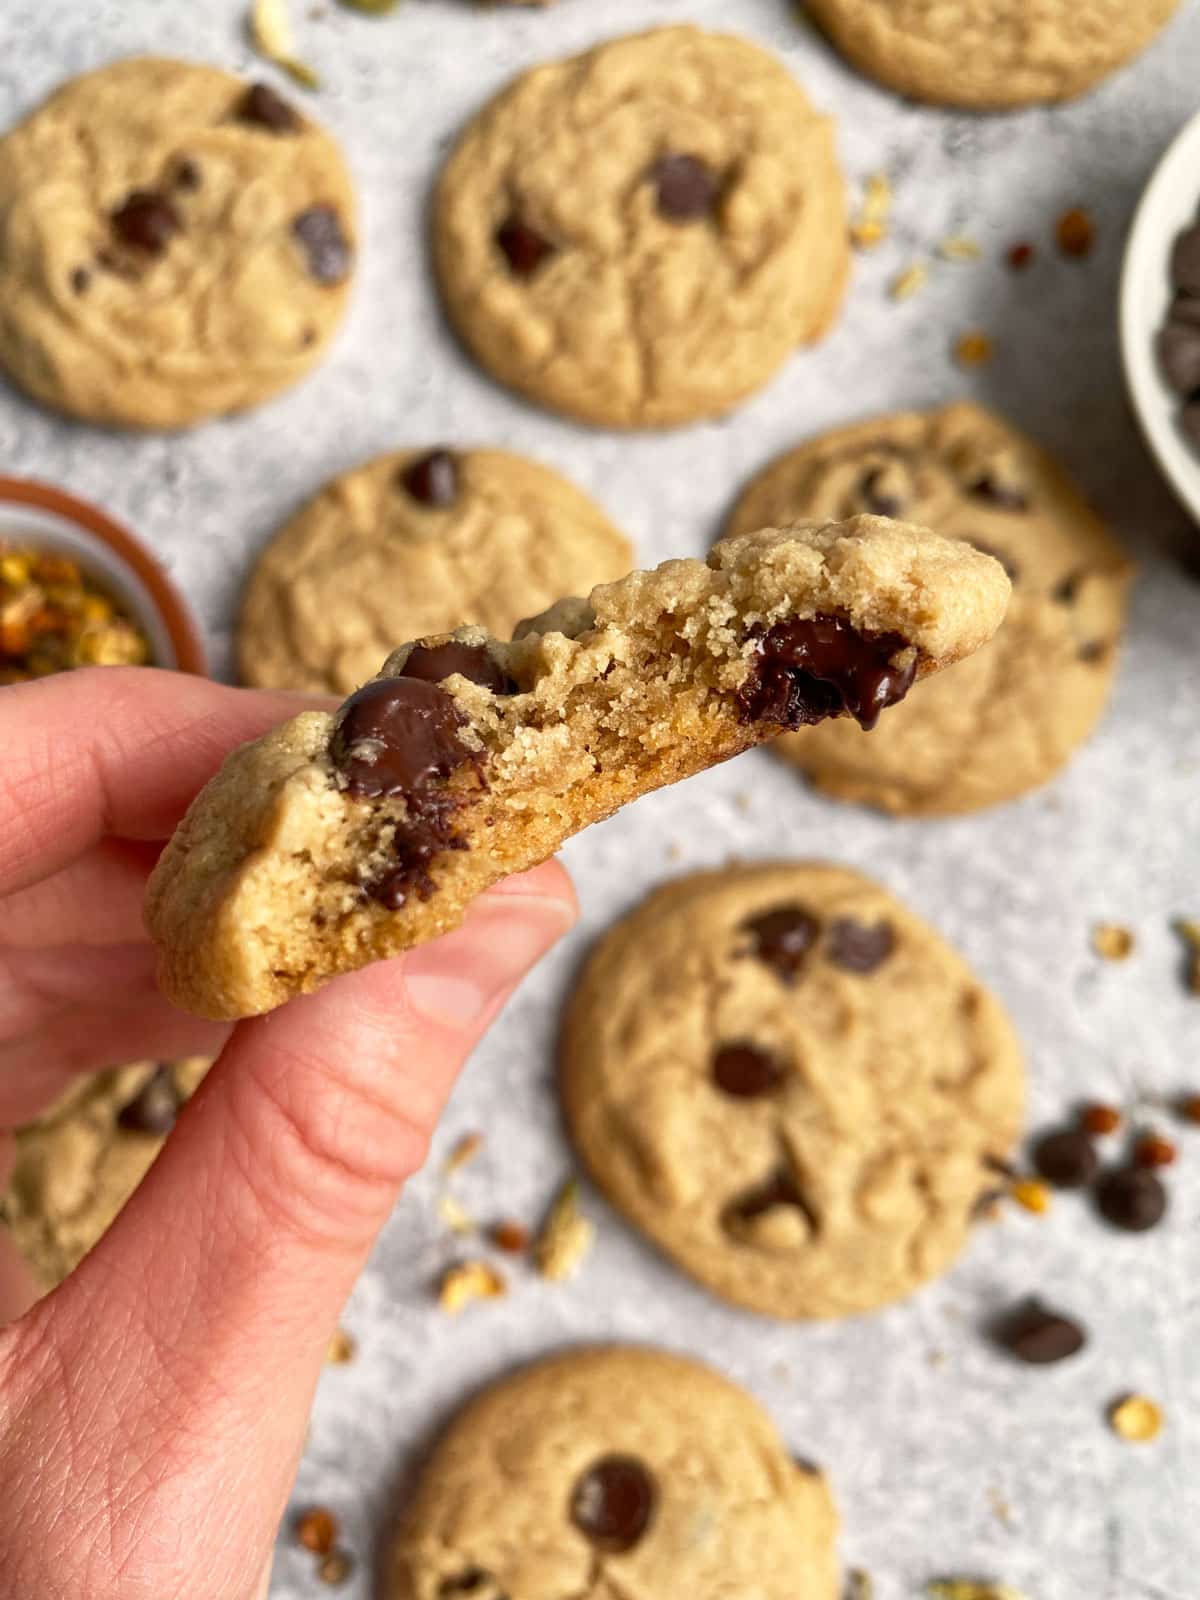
[0,667,576,1598]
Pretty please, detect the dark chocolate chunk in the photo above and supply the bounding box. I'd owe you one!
[1158,323,1200,396]
[331,676,473,799]
[1095,1165,1167,1232]
[857,466,904,517]
[736,613,916,732]
[1171,224,1200,295]
[994,1299,1087,1365]
[111,191,181,254]
[712,1042,785,1099]
[293,205,352,285]
[826,917,895,974]
[239,82,301,133]
[743,905,820,983]
[649,153,718,221]
[174,159,202,192]
[495,215,554,278]
[968,473,1029,511]
[117,1066,182,1135]
[402,640,514,695]
[399,449,459,508]
[70,267,90,294]
[1032,1128,1098,1189]
[367,797,468,910]
[965,539,1020,584]
[570,1457,655,1552]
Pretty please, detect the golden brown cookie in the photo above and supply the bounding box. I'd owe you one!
[804,0,1181,108]
[727,404,1133,815]
[389,1346,839,1600]
[238,448,633,695]
[562,865,1024,1319]
[0,59,355,428]
[0,1058,211,1289]
[434,26,848,428]
[147,516,1010,1020]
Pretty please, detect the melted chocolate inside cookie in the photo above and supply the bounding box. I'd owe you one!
[401,640,515,695]
[736,614,916,732]
[570,1456,655,1551]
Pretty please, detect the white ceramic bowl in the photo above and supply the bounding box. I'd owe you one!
[1120,105,1200,525]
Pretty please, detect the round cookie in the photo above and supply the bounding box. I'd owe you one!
[804,0,1181,108]
[727,404,1133,816]
[238,447,633,694]
[434,26,848,429]
[389,1346,839,1600]
[562,864,1024,1320]
[0,1058,210,1289]
[0,58,356,429]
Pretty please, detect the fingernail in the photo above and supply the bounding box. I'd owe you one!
[403,896,573,1029]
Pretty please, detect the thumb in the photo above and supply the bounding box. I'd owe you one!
[2,864,575,1600]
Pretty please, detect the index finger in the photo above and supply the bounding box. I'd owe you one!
[0,667,328,899]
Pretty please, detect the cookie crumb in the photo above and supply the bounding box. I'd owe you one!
[1092,922,1134,961]
[491,1219,531,1254]
[438,1193,476,1235]
[444,1131,484,1173]
[1056,207,1095,259]
[438,1260,506,1314]
[1176,1092,1200,1125]
[890,262,928,301]
[1133,1132,1176,1169]
[927,1583,1028,1600]
[317,1549,355,1585]
[1009,1178,1051,1215]
[295,1506,338,1556]
[1081,1101,1122,1135]
[248,0,320,88]
[325,1327,356,1365]
[850,173,891,249]
[1007,242,1034,270]
[850,218,887,250]
[937,235,982,261]
[845,1570,875,1599]
[534,1178,595,1282]
[1174,917,1200,993]
[1108,1393,1164,1442]
[954,330,994,367]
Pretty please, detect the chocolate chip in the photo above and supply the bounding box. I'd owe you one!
[743,905,820,983]
[826,918,895,974]
[570,1456,655,1552]
[495,215,554,278]
[857,466,904,517]
[1095,1165,1167,1232]
[993,1299,1087,1365]
[293,205,352,285]
[968,473,1029,511]
[1171,224,1200,295]
[332,676,473,800]
[400,449,459,508]
[965,539,1020,584]
[70,267,90,294]
[1032,1128,1098,1189]
[1159,324,1200,395]
[1053,570,1083,604]
[367,797,468,909]
[117,1066,182,1135]
[174,159,202,192]
[736,614,916,732]
[402,640,514,695]
[712,1042,785,1098]
[649,153,717,221]
[1078,639,1109,663]
[111,191,181,254]
[239,82,301,133]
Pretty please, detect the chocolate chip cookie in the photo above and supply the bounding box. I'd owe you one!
[239,449,633,694]
[389,1346,839,1600]
[805,0,1181,108]
[1,1058,211,1289]
[434,26,848,428]
[562,865,1024,1319]
[0,58,355,429]
[146,516,1010,1020]
[727,404,1133,815]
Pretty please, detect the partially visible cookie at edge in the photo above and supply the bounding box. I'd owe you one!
[727,403,1133,815]
[0,1058,211,1289]
[0,58,356,428]
[239,448,633,695]
[562,863,1024,1319]
[147,516,1011,1021]
[804,0,1181,108]
[434,25,848,428]
[389,1346,839,1600]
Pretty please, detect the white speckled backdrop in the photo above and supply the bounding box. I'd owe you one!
[3,2,1199,1595]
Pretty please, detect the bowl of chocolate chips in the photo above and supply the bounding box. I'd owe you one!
[1121,105,1200,524]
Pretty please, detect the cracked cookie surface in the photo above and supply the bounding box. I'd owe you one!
[0,57,355,428]
[1,1058,211,1289]
[389,1345,839,1600]
[562,864,1024,1320]
[804,0,1180,107]
[239,448,633,694]
[434,25,848,428]
[727,404,1133,815]
[147,517,1009,1020]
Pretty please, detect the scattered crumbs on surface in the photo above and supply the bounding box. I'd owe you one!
[1092,922,1135,961]
[534,1178,595,1282]
[988,1487,1015,1527]
[438,1193,477,1235]
[248,0,320,87]
[444,1131,484,1174]
[295,1506,338,1556]
[317,1549,356,1586]
[337,0,400,13]
[665,840,684,862]
[325,1327,356,1365]
[850,217,887,251]
[1009,1177,1051,1215]
[927,1581,1029,1600]
[1108,1393,1165,1443]
[850,172,891,250]
[438,1260,507,1314]
[937,234,982,261]
[1081,1101,1123,1135]
[844,1569,874,1599]
[491,1219,531,1254]
[1174,917,1200,993]
[1007,241,1034,270]
[954,330,994,367]
[889,262,928,301]
[733,791,753,814]
[1056,206,1095,259]
[927,1348,949,1370]
[1133,1131,1177,1169]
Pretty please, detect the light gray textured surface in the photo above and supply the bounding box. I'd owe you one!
[2,2,1199,1595]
